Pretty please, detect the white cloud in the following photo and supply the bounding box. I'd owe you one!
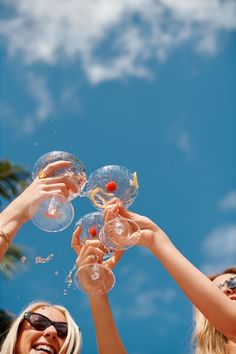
[1,72,54,135]
[167,123,193,158]
[116,263,178,323]
[26,73,54,123]
[201,224,236,273]
[127,288,179,322]
[1,0,236,84]
[218,191,236,211]
[177,131,191,153]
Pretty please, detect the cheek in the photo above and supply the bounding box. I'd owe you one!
[15,329,36,354]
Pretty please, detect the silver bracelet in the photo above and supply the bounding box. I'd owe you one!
[0,231,9,248]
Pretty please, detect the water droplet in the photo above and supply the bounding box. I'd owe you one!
[54,271,59,276]
[65,264,77,288]
[35,253,54,264]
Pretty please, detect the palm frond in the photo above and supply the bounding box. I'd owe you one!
[0,309,16,345]
[0,244,25,278]
[0,160,31,205]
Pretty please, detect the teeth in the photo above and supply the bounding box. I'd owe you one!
[34,345,54,354]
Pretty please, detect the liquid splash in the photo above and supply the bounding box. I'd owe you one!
[65,264,77,288]
[35,253,54,264]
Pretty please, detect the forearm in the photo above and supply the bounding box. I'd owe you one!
[148,232,236,337]
[0,201,26,259]
[88,295,127,354]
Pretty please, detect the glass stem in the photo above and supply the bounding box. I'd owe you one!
[48,195,59,216]
[91,262,100,280]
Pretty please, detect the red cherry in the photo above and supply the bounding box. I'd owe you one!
[44,211,57,219]
[89,227,97,237]
[105,180,117,192]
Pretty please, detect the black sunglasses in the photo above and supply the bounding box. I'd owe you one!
[218,275,236,290]
[24,312,68,339]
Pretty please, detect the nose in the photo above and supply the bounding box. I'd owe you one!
[43,324,58,339]
[222,287,233,296]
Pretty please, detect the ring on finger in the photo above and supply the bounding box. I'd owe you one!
[38,170,48,179]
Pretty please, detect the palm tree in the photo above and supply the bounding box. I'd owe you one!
[0,160,30,345]
[0,160,30,206]
[0,309,16,345]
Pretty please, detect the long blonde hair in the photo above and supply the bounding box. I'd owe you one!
[0,301,82,354]
[192,267,236,354]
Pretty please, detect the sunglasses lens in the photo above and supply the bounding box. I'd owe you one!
[228,277,236,289]
[29,313,49,331]
[55,323,68,338]
[28,313,68,339]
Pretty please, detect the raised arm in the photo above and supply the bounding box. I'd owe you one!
[108,202,236,338]
[0,160,78,260]
[71,228,127,354]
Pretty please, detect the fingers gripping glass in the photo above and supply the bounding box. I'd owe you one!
[218,276,236,290]
[24,312,68,339]
[30,151,87,232]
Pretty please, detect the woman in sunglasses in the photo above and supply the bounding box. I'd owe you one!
[193,268,236,354]
[105,201,236,354]
[0,240,126,354]
[0,165,127,353]
[0,301,81,354]
[0,239,126,354]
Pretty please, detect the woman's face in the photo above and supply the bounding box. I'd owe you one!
[213,273,236,302]
[15,306,67,354]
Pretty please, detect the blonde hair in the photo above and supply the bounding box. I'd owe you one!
[0,301,82,354]
[192,267,236,354]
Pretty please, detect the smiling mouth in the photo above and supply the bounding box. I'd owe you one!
[229,296,236,301]
[33,345,56,354]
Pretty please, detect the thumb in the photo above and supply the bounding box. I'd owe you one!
[117,202,133,219]
[71,226,82,254]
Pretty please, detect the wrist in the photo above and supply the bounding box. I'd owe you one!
[0,204,25,243]
[3,199,29,224]
[88,294,108,304]
[143,229,169,252]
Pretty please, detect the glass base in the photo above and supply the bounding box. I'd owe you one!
[30,195,74,232]
[74,264,115,295]
[101,217,140,251]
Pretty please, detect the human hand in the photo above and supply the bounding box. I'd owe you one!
[71,227,123,293]
[10,160,79,223]
[103,199,165,250]
[71,226,123,269]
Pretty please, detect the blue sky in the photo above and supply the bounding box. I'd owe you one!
[0,1,236,353]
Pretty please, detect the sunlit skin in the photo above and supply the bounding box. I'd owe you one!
[15,306,67,354]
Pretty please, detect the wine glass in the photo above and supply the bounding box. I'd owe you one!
[73,211,115,295]
[83,165,139,210]
[84,164,140,249]
[100,216,140,251]
[30,151,87,232]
